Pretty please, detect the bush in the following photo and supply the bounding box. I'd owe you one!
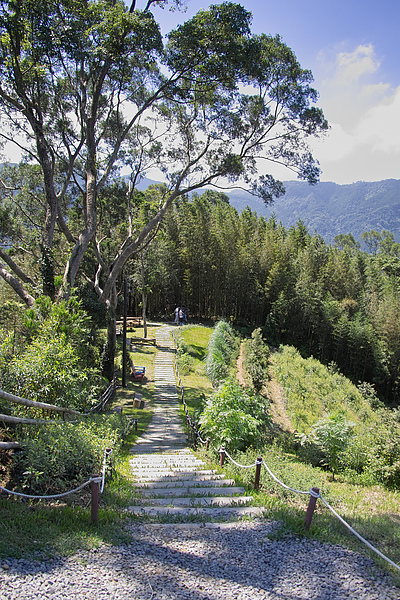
[199,379,270,451]
[177,352,194,375]
[312,413,355,479]
[243,328,270,392]
[13,414,126,495]
[7,334,100,412]
[205,320,238,386]
[0,298,102,412]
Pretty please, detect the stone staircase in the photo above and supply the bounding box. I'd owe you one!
[128,326,263,521]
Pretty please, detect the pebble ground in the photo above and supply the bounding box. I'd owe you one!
[1,521,399,599]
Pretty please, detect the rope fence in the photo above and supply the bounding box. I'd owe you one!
[0,446,114,525]
[0,377,118,428]
[170,330,400,575]
[0,415,134,524]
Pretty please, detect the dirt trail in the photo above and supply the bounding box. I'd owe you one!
[237,343,293,433]
[266,371,294,433]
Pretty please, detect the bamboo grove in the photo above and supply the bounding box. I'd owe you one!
[127,189,400,404]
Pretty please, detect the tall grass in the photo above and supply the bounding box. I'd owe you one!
[271,345,400,488]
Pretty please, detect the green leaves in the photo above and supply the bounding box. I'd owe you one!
[15,414,126,494]
[243,328,270,393]
[312,413,355,479]
[205,320,238,386]
[166,2,252,77]
[199,378,269,451]
[1,297,101,411]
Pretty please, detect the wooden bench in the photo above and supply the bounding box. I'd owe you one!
[131,365,145,381]
[130,337,156,345]
[116,317,142,327]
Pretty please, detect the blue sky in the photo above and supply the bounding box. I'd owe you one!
[151,0,400,184]
[3,0,398,185]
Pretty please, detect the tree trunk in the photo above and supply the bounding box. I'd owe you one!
[102,287,117,382]
[141,254,148,338]
[142,292,148,338]
[0,264,35,307]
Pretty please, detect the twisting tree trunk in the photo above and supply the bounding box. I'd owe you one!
[102,285,118,382]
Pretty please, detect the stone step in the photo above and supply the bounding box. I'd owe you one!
[132,470,219,482]
[134,478,235,488]
[137,486,246,497]
[128,506,263,517]
[134,495,253,507]
[130,464,210,472]
[130,456,205,464]
[128,325,264,523]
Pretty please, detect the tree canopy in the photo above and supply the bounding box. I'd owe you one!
[0,0,327,310]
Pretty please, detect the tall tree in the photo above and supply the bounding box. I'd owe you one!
[0,0,327,375]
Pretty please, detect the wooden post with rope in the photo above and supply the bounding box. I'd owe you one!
[254,457,262,490]
[219,447,225,468]
[304,487,320,530]
[91,475,101,525]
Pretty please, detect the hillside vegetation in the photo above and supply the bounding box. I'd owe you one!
[124,191,400,406]
[176,322,400,578]
[178,323,400,490]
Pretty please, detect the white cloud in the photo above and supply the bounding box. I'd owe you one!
[360,82,391,98]
[309,43,400,183]
[310,123,356,162]
[356,86,400,153]
[334,44,379,84]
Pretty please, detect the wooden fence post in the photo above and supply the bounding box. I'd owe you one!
[206,437,210,451]
[91,475,101,525]
[304,487,320,530]
[254,457,262,490]
[220,447,225,468]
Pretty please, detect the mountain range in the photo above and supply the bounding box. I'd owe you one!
[226,179,400,245]
[138,177,400,246]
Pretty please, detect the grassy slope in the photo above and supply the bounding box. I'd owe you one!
[174,325,214,415]
[174,327,400,584]
[270,345,378,433]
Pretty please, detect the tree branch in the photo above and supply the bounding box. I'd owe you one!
[0,262,35,306]
[0,247,36,286]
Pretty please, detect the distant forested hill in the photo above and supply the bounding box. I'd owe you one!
[226,179,400,245]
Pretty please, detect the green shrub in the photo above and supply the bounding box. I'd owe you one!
[199,378,270,451]
[311,413,355,479]
[14,414,126,495]
[177,352,194,375]
[205,320,238,386]
[365,413,400,489]
[243,328,270,392]
[8,334,99,412]
[0,298,102,412]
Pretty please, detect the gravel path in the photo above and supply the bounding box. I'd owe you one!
[1,521,399,599]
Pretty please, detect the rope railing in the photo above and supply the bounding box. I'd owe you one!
[0,478,94,500]
[87,376,118,414]
[0,445,115,524]
[221,447,400,574]
[169,328,400,575]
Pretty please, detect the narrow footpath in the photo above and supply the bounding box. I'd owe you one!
[128,324,262,520]
[1,325,398,599]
